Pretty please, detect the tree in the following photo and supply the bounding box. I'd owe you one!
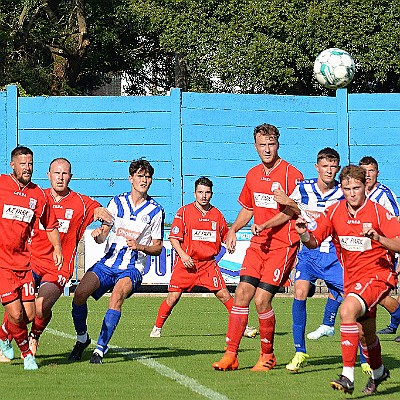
[1,0,400,95]
[131,0,400,94]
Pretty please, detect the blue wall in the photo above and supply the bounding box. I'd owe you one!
[1,85,399,224]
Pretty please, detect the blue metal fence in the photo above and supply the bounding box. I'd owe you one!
[1,85,399,224]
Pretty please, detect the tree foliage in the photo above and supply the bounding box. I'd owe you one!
[1,0,400,95]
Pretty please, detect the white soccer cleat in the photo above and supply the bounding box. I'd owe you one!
[150,326,162,338]
[307,324,335,340]
[243,325,258,338]
[0,349,11,363]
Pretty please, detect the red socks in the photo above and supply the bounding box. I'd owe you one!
[340,323,359,367]
[258,309,275,354]
[226,305,248,354]
[155,300,173,328]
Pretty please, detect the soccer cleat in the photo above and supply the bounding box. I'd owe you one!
[251,352,277,372]
[212,352,239,371]
[89,351,103,364]
[0,338,14,360]
[0,349,11,363]
[376,326,397,334]
[394,335,400,343]
[330,375,354,394]
[68,336,91,361]
[149,326,162,338]
[362,367,390,395]
[307,324,335,340]
[243,325,258,338]
[286,352,309,373]
[23,354,39,370]
[29,333,39,357]
[361,362,372,375]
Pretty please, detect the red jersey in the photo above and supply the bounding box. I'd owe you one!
[29,189,101,274]
[169,202,228,261]
[0,174,58,271]
[239,159,304,250]
[310,198,400,292]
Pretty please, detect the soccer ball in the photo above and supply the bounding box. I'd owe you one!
[313,48,355,89]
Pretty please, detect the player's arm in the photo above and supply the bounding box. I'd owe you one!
[46,228,63,269]
[127,237,163,256]
[93,206,113,226]
[170,237,194,268]
[294,216,318,249]
[226,208,253,254]
[92,223,112,244]
[362,226,400,253]
[252,210,293,235]
[252,189,301,235]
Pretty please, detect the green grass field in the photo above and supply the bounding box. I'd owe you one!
[1,295,399,399]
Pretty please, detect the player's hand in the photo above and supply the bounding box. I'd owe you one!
[251,223,264,236]
[180,253,194,269]
[362,226,380,241]
[53,246,64,270]
[126,238,141,251]
[226,229,237,254]
[94,207,113,226]
[295,216,308,234]
[273,189,290,206]
[91,227,103,238]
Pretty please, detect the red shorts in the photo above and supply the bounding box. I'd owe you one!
[0,268,35,304]
[168,259,227,292]
[346,276,395,319]
[32,263,72,293]
[241,244,298,287]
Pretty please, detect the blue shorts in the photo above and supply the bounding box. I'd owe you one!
[88,262,143,300]
[295,247,343,298]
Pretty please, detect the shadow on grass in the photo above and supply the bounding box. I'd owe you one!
[35,344,256,367]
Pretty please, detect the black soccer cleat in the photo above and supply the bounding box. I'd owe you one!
[89,351,103,364]
[376,326,397,335]
[362,367,390,395]
[330,375,354,394]
[68,336,91,362]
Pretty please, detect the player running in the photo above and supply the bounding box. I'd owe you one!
[296,165,400,395]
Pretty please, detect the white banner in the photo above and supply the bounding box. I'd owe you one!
[84,229,252,285]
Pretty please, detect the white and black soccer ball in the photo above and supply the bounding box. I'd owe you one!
[313,48,355,89]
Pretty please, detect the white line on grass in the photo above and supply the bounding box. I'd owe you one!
[46,328,230,400]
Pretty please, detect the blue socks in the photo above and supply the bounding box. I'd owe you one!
[96,309,121,353]
[322,297,341,327]
[292,299,307,353]
[389,304,400,330]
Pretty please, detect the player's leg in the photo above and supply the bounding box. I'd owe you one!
[150,291,182,337]
[359,317,390,394]
[0,312,14,359]
[4,299,38,370]
[29,280,63,355]
[329,294,362,394]
[214,287,258,339]
[250,284,278,371]
[212,279,256,371]
[286,279,311,372]
[68,269,101,362]
[377,295,400,334]
[90,269,142,364]
[308,254,343,340]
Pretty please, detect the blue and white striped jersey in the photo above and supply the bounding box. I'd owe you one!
[98,193,164,274]
[290,178,344,252]
[367,182,400,216]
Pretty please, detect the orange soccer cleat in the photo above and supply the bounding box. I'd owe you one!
[212,351,239,371]
[251,352,276,371]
